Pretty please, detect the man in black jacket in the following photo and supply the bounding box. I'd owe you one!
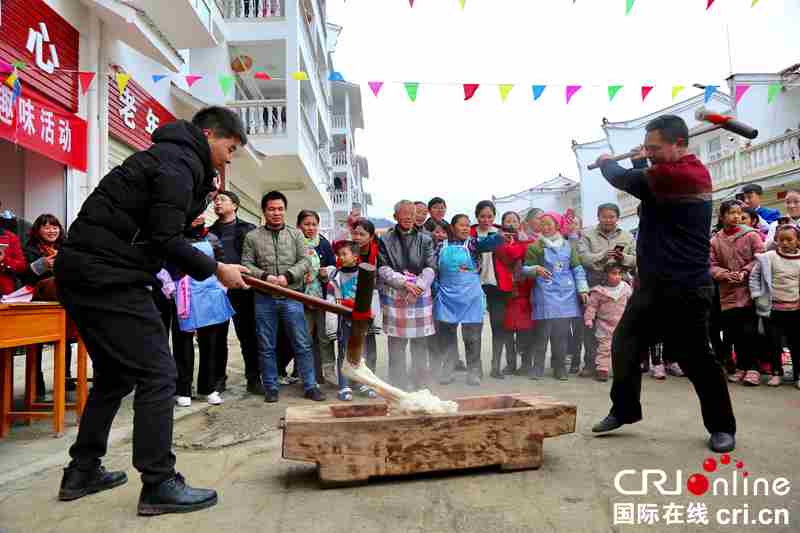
[209,190,262,395]
[54,107,250,515]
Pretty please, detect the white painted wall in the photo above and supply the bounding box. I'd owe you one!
[730,75,800,141]
[574,138,618,225]
[24,150,67,223]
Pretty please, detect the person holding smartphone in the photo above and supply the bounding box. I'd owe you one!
[575,203,636,378]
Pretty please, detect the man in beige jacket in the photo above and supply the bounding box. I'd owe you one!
[575,203,636,376]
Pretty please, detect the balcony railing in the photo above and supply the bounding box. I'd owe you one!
[331,189,351,212]
[223,0,284,19]
[332,114,347,130]
[228,100,287,136]
[708,130,800,192]
[332,151,348,168]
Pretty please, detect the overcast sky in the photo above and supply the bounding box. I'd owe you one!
[327,0,800,220]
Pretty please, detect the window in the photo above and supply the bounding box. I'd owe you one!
[707,137,722,161]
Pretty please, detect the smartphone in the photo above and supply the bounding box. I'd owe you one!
[778,216,791,225]
[614,244,625,253]
[501,225,517,235]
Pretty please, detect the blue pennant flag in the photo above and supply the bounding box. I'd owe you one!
[152,74,168,84]
[704,85,719,104]
[329,71,345,82]
[532,85,546,101]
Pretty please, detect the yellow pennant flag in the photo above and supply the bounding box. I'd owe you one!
[291,71,309,81]
[459,0,465,9]
[671,85,685,101]
[498,84,514,102]
[751,0,760,6]
[116,73,132,94]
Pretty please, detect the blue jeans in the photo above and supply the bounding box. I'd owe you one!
[254,293,317,392]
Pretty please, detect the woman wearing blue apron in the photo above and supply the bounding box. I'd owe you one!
[435,214,506,386]
[522,212,589,381]
[173,218,235,407]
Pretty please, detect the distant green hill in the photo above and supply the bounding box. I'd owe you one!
[370,218,394,229]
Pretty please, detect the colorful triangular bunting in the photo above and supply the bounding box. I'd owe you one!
[734,84,751,104]
[704,85,718,104]
[254,71,271,80]
[608,85,623,102]
[0,60,12,74]
[115,73,132,95]
[292,71,309,81]
[185,75,203,88]
[463,84,479,101]
[368,81,384,97]
[218,75,235,96]
[329,71,345,82]
[751,0,760,7]
[404,82,419,102]
[768,83,782,104]
[459,0,465,9]
[566,85,582,104]
[409,0,414,6]
[707,0,716,9]
[152,74,168,84]
[498,84,514,102]
[626,0,636,15]
[532,85,546,101]
[78,72,96,96]
[641,85,654,102]
[672,85,685,100]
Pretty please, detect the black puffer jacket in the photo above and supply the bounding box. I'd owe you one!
[378,226,436,275]
[55,121,218,289]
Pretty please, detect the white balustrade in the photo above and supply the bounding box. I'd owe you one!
[707,130,800,191]
[331,189,351,211]
[224,0,283,19]
[332,114,347,130]
[228,100,287,136]
[332,151,348,167]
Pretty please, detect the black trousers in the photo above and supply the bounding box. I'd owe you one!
[171,311,227,397]
[436,321,483,375]
[531,318,571,377]
[58,284,177,485]
[766,310,800,381]
[225,289,261,383]
[720,306,758,372]
[483,285,508,363]
[609,286,736,435]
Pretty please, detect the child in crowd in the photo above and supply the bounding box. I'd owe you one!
[523,212,589,381]
[766,190,800,249]
[750,225,800,389]
[327,241,379,401]
[495,211,536,377]
[710,200,764,385]
[435,214,506,385]
[741,207,767,242]
[350,218,382,395]
[173,216,235,406]
[583,263,632,382]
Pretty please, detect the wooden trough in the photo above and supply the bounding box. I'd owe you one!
[281,393,576,485]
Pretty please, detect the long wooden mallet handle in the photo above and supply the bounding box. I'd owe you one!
[243,274,353,316]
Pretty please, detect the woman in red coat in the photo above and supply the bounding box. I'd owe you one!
[495,211,537,376]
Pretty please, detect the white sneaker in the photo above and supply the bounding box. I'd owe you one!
[176,396,191,407]
[207,391,224,405]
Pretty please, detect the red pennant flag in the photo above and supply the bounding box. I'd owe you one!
[706,0,715,9]
[641,85,654,102]
[463,84,479,101]
[254,71,271,80]
[409,0,414,6]
[185,75,203,88]
[78,72,96,96]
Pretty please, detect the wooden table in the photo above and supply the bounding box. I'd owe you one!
[0,302,86,437]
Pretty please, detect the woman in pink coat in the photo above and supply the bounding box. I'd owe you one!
[710,200,765,386]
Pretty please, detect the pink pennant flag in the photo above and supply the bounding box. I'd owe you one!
[368,81,384,97]
[707,0,715,9]
[409,0,414,6]
[0,59,13,74]
[463,84,479,101]
[735,84,751,104]
[641,85,654,102]
[185,75,203,88]
[254,71,272,80]
[565,85,582,104]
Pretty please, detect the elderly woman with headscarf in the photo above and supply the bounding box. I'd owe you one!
[522,211,589,381]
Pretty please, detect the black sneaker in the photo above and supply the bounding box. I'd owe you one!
[247,379,265,395]
[264,389,279,403]
[304,387,326,401]
[138,473,217,516]
[58,465,128,501]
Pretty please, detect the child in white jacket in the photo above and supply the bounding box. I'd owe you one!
[749,224,800,389]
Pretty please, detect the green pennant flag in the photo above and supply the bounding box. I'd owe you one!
[404,82,420,102]
[768,83,782,104]
[608,85,623,102]
[626,0,636,15]
[218,75,235,97]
